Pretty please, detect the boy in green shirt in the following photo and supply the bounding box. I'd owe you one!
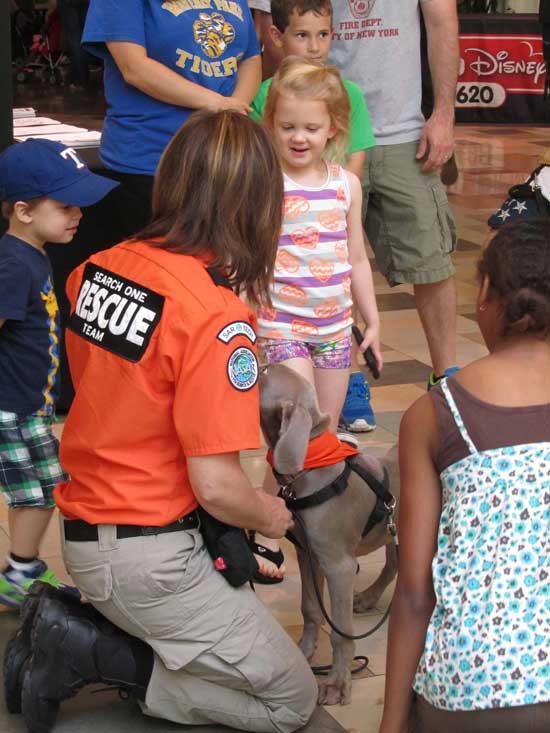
[250,0,375,179]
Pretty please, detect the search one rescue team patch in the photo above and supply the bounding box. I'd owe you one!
[68,263,164,362]
[227,347,258,391]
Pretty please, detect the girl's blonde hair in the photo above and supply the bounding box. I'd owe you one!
[263,56,351,165]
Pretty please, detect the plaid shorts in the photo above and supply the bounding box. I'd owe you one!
[0,410,68,509]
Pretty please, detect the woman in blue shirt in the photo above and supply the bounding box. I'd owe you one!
[82,0,261,236]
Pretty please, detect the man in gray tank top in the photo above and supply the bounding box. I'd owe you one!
[330,0,460,392]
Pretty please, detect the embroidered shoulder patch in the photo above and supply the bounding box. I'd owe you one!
[217,321,257,344]
[227,347,258,391]
[68,263,164,362]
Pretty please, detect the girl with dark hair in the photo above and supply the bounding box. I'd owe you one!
[381,219,550,733]
[15,111,317,733]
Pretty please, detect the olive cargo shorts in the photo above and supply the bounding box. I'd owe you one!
[363,141,457,287]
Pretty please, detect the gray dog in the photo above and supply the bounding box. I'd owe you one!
[259,363,399,706]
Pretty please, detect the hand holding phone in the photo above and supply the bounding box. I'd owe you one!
[352,325,380,380]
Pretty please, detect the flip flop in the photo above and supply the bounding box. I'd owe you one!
[249,536,285,585]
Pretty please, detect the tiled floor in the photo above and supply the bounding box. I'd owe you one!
[6,81,550,733]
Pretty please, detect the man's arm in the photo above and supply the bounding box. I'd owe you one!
[417,0,459,172]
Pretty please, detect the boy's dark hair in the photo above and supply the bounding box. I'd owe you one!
[137,110,283,307]
[479,219,550,337]
[1,198,43,221]
[271,0,332,33]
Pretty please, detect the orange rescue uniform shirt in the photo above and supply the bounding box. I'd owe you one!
[54,240,261,526]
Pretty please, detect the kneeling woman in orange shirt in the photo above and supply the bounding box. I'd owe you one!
[14,112,318,733]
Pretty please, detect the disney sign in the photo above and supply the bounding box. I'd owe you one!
[457,34,545,108]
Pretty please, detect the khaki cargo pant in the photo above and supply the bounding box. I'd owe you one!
[61,523,317,733]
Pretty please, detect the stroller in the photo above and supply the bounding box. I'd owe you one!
[13,7,66,85]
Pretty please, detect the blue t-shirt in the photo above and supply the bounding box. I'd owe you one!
[83,0,260,175]
[0,234,61,417]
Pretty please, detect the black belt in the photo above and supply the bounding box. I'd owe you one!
[64,510,199,542]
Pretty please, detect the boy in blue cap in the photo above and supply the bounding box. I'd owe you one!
[0,139,118,608]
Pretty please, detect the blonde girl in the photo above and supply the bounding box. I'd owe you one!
[251,56,382,582]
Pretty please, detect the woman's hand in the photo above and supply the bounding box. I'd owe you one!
[217,95,252,115]
[255,492,293,539]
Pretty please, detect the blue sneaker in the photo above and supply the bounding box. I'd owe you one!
[427,366,460,391]
[0,560,80,610]
[341,372,376,432]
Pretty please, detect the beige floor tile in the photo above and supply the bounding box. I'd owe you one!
[455,315,481,335]
[354,426,398,448]
[51,418,65,441]
[326,674,385,733]
[455,281,480,307]
[369,385,425,413]
[353,615,390,677]
[455,334,489,365]
[374,349,413,364]
[463,331,486,345]
[37,510,64,559]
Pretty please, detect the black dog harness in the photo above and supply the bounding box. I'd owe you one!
[275,455,396,539]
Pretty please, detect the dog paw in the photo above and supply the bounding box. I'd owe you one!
[317,675,352,706]
[353,589,378,614]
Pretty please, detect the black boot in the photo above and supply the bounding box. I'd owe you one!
[21,594,153,733]
[4,581,83,714]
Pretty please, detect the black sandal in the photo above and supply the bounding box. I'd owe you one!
[249,534,285,585]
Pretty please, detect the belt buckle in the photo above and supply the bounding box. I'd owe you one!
[141,526,158,536]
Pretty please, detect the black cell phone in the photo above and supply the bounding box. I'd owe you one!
[352,325,380,380]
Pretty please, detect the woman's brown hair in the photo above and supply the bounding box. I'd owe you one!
[263,56,350,165]
[478,219,550,337]
[137,110,283,306]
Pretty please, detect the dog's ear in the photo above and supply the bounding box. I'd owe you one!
[273,400,312,474]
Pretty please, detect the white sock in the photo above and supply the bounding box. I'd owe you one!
[6,555,41,572]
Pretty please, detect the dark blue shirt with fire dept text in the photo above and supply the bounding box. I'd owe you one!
[0,234,61,416]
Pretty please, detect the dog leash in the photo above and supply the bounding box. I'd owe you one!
[291,510,397,643]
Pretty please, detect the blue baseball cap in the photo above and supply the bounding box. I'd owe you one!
[0,139,119,206]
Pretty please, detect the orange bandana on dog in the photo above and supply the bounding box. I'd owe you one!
[266,431,359,471]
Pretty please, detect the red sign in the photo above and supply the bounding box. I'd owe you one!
[457,34,545,108]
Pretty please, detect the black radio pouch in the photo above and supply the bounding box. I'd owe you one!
[197,508,259,587]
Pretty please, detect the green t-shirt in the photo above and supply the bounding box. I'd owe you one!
[250,76,376,154]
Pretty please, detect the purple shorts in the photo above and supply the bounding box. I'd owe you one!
[259,336,352,370]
